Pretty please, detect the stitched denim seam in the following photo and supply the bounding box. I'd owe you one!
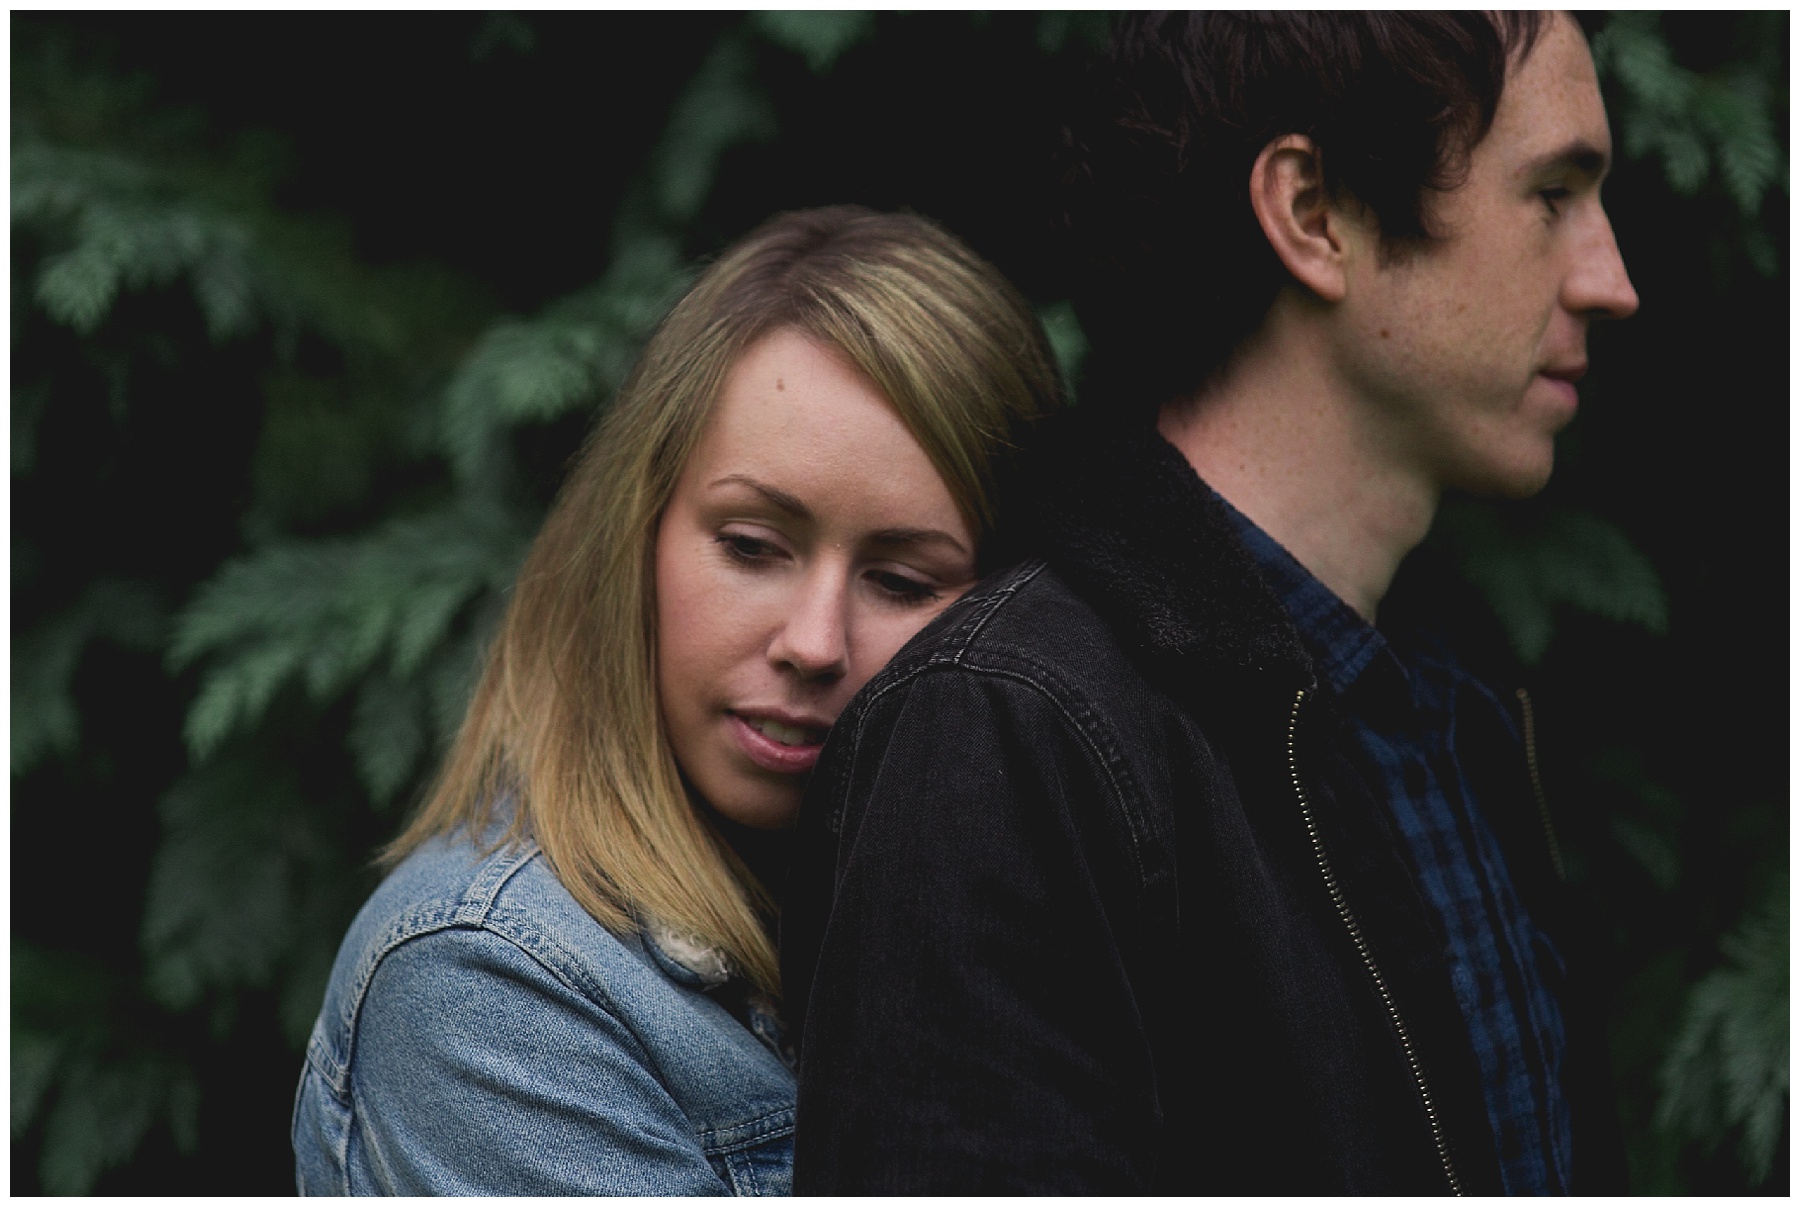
[331,916,696,1168]
[325,889,787,1177]
[826,561,1046,835]
[292,1056,352,1195]
[947,559,1046,664]
[946,657,1153,892]
[454,839,539,925]
[319,847,624,1097]
[697,1104,797,1156]
[833,653,1153,904]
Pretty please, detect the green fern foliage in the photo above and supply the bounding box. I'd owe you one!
[1594,14,1785,213]
[1593,13,1787,275]
[1432,502,1669,665]
[1036,300,1089,399]
[16,146,241,337]
[439,238,691,485]
[12,579,165,774]
[140,755,364,1045]
[12,944,200,1195]
[170,499,531,762]
[1658,871,1790,1183]
[750,11,876,73]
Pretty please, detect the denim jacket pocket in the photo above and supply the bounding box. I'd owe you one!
[702,1105,797,1195]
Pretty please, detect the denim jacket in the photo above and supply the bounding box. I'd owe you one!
[293,827,795,1195]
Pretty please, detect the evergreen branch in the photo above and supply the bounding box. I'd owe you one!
[11,944,199,1195]
[171,498,532,762]
[349,674,429,807]
[1593,14,1788,219]
[38,1052,198,1195]
[12,580,166,775]
[1433,503,1669,665]
[436,16,802,482]
[646,32,777,228]
[437,237,692,484]
[1658,870,1790,1182]
[749,11,876,73]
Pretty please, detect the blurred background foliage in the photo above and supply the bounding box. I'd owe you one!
[9,11,1787,1194]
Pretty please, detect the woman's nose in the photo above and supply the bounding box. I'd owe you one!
[768,569,849,683]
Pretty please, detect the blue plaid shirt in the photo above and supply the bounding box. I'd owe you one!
[1221,499,1573,1195]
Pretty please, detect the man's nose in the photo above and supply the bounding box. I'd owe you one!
[769,569,849,683]
[1567,207,1640,321]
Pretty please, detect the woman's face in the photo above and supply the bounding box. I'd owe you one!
[654,328,979,830]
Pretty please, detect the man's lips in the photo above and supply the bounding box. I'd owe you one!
[727,709,831,775]
[1538,363,1586,408]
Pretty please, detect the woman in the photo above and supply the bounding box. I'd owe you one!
[291,206,1063,1195]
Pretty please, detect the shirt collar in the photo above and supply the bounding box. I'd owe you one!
[1208,489,1391,699]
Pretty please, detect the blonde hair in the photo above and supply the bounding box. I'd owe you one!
[387,207,1063,994]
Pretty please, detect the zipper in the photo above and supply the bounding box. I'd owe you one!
[1286,688,1463,1195]
[1513,688,1567,883]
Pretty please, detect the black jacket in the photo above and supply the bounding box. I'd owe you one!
[781,425,1622,1194]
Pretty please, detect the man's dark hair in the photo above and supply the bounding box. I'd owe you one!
[1061,12,1548,414]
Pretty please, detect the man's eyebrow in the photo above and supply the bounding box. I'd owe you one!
[709,474,812,520]
[1525,139,1610,180]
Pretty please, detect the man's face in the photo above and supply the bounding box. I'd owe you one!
[1333,13,1639,498]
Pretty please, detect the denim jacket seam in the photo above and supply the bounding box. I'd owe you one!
[462,916,801,1164]
[454,838,542,925]
[946,564,1158,890]
[833,648,1154,901]
[312,843,562,1097]
[325,908,794,1184]
[945,559,1047,665]
[824,560,1046,835]
[696,1104,798,1156]
[325,914,689,1158]
[948,653,1155,893]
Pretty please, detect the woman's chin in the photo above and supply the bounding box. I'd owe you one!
[704,780,805,831]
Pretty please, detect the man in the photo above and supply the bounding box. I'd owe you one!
[782,12,1638,1194]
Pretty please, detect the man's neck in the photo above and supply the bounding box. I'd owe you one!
[1157,306,1440,623]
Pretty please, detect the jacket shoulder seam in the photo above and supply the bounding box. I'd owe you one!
[947,559,1047,663]
[835,645,1153,894]
[310,846,637,1097]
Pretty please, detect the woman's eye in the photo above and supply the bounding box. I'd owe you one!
[716,533,779,564]
[868,569,940,604]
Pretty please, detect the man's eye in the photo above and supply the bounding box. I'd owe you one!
[868,570,940,604]
[1538,187,1571,215]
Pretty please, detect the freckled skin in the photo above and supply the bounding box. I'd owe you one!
[1165,15,1642,620]
[1329,14,1639,498]
[653,330,978,829]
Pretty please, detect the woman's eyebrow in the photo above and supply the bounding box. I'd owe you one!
[867,527,971,558]
[708,474,969,557]
[708,474,812,520]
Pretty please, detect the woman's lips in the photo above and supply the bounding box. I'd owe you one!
[728,711,828,774]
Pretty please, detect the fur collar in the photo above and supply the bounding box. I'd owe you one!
[1010,416,1315,694]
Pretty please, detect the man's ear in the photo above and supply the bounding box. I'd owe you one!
[1248,135,1358,304]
